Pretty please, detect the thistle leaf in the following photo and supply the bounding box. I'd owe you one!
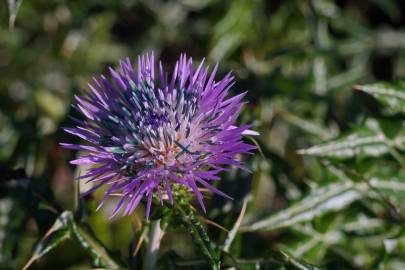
[69,221,122,269]
[354,83,405,115]
[173,200,221,270]
[298,122,405,159]
[297,133,388,158]
[241,181,363,232]
[278,250,322,270]
[22,211,72,270]
[23,211,123,269]
[7,0,23,31]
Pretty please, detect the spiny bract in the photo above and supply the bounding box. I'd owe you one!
[62,52,256,218]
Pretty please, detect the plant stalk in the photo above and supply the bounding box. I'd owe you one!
[143,219,162,270]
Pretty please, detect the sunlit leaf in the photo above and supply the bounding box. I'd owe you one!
[0,195,27,268]
[341,215,386,235]
[241,181,363,232]
[70,221,122,269]
[0,169,31,269]
[23,211,72,270]
[369,177,405,191]
[7,0,22,31]
[278,250,322,270]
[23,211,123,269]
[173,200,220,270]
[209,0,258,60]
[354,83,405,115]
[222,198,248,252]
[276,109,336,140]
[298,122,405,159]
[298,133,387,158]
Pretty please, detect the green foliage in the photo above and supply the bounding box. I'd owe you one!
[23,212,72,270]
[1,0,405,269]
[6,0,22,30]
[354,83,405,115]
[297,119,405,159]
[242,181,364,232]
[173,199,221,270]
[23,211,123,269]
[0,170,30,269]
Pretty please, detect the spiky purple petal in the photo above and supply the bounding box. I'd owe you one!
[62,52,256,218]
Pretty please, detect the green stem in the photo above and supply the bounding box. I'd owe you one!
[143,219,162,270]
[70,222,121,269]
[173,200,221,270]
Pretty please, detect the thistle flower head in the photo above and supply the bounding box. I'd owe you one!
[62,52,256,218]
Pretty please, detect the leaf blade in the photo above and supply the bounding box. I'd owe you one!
[173,201,221,270]
[7,0,23,31]
[241,181,363,232]
[354,83,405,115]
[22,211,73,270]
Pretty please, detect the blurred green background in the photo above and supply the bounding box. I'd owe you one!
[1,0,405,269]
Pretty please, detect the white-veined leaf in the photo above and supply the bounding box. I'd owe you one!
[354,83,405,115]
[8,0,23,30]
[298,121,405,158]
[241,181,364,232]
[22,211,72,270]
[23,211,122,269]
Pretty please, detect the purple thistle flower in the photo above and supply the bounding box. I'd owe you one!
[62,52,257,218]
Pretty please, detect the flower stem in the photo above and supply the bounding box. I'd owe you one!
[173,201,221,270]
[143,219,162,270]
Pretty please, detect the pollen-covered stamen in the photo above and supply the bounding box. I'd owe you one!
[120,80,203,168]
